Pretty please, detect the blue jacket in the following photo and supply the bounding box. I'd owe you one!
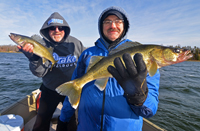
[60,38,160,131]
[60,6,160,131]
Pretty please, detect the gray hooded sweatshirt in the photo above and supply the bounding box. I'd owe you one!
[29,12,85,91]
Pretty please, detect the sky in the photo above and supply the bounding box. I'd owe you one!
[1,0,200,48]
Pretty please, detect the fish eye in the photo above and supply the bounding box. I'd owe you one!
[174,48,180,53]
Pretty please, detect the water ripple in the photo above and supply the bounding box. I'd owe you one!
[0,53,200,131]
[149,61,200,131]
[0,53,41,112]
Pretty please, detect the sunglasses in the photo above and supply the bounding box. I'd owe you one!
[49,26,64,31]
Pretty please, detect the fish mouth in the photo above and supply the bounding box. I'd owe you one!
[9,33,18,42]
[9,34,15,41]
[178,50,193,62]
[9,33,24,46]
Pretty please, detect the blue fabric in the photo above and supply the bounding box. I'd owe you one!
[60,38,160,131]
[60,6,160,131]
[59,96,75,122]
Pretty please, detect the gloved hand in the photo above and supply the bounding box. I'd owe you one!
[56,116,68,131]
[107,53,148,106]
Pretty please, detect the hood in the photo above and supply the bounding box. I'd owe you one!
[40,12,70,44]
[98,6,130,48]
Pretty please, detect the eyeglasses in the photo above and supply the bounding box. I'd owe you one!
[49,26,64,31]
[103,20,124,26]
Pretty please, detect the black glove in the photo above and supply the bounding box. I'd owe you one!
[56,116,68,131]
[108,53,148,106]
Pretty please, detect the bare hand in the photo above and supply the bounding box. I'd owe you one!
[17,43,34,58]
[17,43,34,53]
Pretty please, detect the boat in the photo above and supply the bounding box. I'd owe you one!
[0,89,166,131]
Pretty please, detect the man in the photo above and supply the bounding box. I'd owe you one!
[58,6,160,131]
[17,12,85,131]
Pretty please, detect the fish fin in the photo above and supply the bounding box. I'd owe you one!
[42,58,48,64]
[87,56,104,72]
[149,61,158,77]
[50,60,58,71]
[56,80,82,109]
[47,47,54,54]
[95,78,109,91]
[109,41,142,55]
[31,34,46,46]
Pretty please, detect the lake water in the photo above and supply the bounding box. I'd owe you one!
[0,52,200,131]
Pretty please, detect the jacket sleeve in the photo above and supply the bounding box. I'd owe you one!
[29,35,50,77]
[29,58,50,77]
[129,69,160,118]
[60,97,75,122]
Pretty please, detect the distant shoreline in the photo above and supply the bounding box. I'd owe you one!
[1,51,199,62]
[187,60,200,62]
[0,51,21,53]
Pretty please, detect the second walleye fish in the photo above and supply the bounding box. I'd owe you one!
[9,33,57,71]
[56,42,193,108]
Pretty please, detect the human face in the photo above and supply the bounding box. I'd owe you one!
[49,26,65,42]
[103,15,124,41]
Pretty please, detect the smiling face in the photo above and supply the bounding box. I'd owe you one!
[102,15,124,41]
[49,26,65,42]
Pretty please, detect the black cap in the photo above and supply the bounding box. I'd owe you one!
[100,9,128,45]
[101,9,124,21]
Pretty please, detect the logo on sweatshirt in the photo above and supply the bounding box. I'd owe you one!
[49,53,77,68]
[48,19,63,25]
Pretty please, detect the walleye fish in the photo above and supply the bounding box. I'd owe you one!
[9,33,57,71]
[56,42,193,109]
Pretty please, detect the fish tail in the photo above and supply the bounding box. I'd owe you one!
[50,60,58,71]
[56,80,82,109]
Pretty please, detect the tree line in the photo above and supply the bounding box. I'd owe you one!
[0,45,19,52]
[169,44,200,60]
[0,44,200,60]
